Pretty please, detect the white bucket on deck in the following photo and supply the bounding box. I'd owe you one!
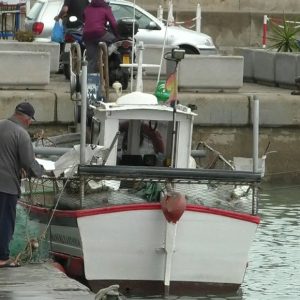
[233,155,266,177]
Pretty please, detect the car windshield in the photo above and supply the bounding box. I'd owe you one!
[27,1,44,20]
[110,3,155,29]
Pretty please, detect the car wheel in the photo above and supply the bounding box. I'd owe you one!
[179,46,198,54]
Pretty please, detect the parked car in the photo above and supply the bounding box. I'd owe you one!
[25,0,63,42]
[24,0,217,54]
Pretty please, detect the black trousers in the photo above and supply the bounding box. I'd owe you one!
[85,31,116,74]
[0,192,18,261]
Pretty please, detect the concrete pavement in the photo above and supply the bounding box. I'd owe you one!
[0,262,95,299]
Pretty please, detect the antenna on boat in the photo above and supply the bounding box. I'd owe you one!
[165,48,185,168]
[157,0,173,84]
[162,47,185,297]
[252,94,260,215]
[130,0,137,92]
[135,41,144,92]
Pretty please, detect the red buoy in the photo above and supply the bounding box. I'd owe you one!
[160,192,186,223]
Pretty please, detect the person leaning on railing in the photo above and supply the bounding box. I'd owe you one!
[54,0,89,28]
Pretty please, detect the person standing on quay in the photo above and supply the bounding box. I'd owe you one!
[54,0,89,28]
[0,102,44,268]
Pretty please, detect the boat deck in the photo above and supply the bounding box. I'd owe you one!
[0,262,95,299]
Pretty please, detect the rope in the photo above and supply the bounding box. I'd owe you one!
[264,169,300,177]
[268,16,300,25]
[33,129,57,147]
[156,0,172,84]
[261,184,300,192]
[39,164,78,239]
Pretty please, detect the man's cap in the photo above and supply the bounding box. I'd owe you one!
[15,102,36,120]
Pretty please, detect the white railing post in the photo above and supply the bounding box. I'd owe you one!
[168,0,174,26]
[26,0,31,16]
[196,3,201,32]
[136,41,144,92]
[157,5,163,22]
[80,61,87,165]
[252,94,259,215]
[252,95,259,173]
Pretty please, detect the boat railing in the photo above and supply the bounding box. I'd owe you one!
[21,165,261,215]
[77,165,261,183]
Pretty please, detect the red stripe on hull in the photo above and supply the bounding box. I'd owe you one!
[19,201,260,224]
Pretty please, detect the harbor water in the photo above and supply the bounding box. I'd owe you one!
[11,183,300,299]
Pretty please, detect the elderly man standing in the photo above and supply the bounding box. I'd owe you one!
[0,102,44,268]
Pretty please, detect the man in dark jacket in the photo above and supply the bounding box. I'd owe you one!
[54,0,89,74]
[55,0,89,28]
[0,102,44,268]
[83,0,119,73]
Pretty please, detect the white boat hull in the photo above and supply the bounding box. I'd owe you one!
[24,203,259,295]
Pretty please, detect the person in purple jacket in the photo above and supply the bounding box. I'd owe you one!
[83,0,119,73]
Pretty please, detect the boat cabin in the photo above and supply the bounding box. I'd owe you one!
[90,91,196,168]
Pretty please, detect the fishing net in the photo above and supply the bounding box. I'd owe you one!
[10,205,50,264]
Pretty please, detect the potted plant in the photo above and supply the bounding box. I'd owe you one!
[268,16,300,52]
[267,16,300,87]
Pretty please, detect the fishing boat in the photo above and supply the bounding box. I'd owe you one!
[19,46,262,297]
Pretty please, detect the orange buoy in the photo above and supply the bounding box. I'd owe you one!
[160,192,186,223]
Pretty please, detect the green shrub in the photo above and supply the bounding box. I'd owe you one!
[268,16,300,52]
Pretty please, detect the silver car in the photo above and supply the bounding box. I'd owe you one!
[25,0,217,54]
[25,0,63,42]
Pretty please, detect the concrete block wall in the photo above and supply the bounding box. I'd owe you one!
[253,50,276,83]
[0,51,50,88]
[139,44,175,77]
[254,94,300,126]
[182,94,250,126]
[177,55,244,91]
[234,47,255,80]
[275,52,299,87]
[0,87,73,123]
[178,91,300,127]
[0,41,60,72]
[0,92,55,122]
[236,47,300,87]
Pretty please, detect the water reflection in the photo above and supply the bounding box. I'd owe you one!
[242,184,300,300]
